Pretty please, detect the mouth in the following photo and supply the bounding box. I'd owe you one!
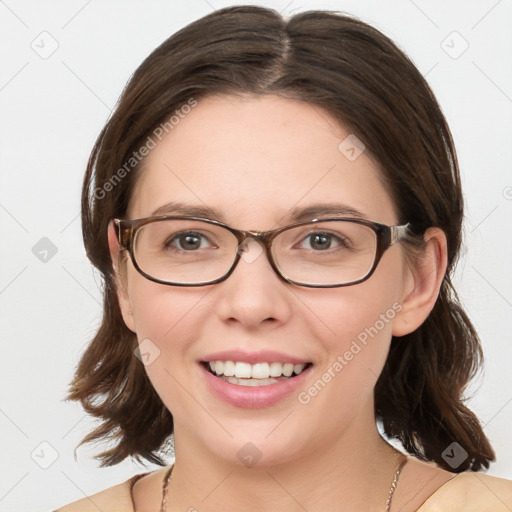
[201,360,314,387]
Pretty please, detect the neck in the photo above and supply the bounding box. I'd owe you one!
[168,410,403,511]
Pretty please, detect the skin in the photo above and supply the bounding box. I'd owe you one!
[108,94,453,511]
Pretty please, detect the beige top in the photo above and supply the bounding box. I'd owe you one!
[54,466,512,511]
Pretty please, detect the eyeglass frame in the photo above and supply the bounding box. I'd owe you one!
[113,215,411,288]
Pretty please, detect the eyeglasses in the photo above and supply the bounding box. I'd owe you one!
[113,216,410,288]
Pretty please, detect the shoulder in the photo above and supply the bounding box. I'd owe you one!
[418,471,512,511]
[53,471,151,512]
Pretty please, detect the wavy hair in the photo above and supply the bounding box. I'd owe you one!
[66,5,495,471]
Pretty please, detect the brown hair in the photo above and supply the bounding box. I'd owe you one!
[67,5,495,471]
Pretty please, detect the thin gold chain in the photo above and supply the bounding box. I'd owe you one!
[386,455,408,511]
[160,465,173,512]
[161,455,408,512]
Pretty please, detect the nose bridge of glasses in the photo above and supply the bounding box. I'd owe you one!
[233,229,275,267]
[234,228,270,247]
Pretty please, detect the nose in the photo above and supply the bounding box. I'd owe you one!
[214,237,293,330]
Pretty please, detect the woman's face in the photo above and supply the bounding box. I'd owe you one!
[113,94,412,466]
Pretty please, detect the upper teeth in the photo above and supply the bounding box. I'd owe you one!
[208,361,307,379]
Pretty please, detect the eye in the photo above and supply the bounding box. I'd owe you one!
[298,231,349,251]
[166,231,213,251]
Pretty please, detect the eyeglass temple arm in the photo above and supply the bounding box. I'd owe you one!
[389,223,410,245]
[113,218,130,248]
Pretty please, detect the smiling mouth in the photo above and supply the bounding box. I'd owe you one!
[201,361,313,387]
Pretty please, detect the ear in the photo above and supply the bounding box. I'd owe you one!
[107,220,136,333]
[392,227,448,337]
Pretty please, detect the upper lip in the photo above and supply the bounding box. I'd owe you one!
[200,350,312,365]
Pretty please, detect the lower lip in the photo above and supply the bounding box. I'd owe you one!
[199,363,313,409]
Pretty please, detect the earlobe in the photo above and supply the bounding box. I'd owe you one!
[392,227,448,337]
[107,220,136,333]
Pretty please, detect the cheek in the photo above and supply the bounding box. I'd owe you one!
[299,276,402,404]
[305,282,400,355]
[126,276,210,411]
[127,268,207,341]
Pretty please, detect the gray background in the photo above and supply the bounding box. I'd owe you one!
[1,0,511,510]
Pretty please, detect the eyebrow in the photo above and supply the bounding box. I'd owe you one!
[151,201,225,220]
[150,201,369,223]
[287,203,369,222]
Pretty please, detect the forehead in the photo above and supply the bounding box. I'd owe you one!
[128,94,398,227]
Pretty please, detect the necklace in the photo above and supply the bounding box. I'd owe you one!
[160,454,407,512]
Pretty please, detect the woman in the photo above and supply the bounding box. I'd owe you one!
[55,6,512,511]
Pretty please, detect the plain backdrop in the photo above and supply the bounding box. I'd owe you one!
[1,1,511,510]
